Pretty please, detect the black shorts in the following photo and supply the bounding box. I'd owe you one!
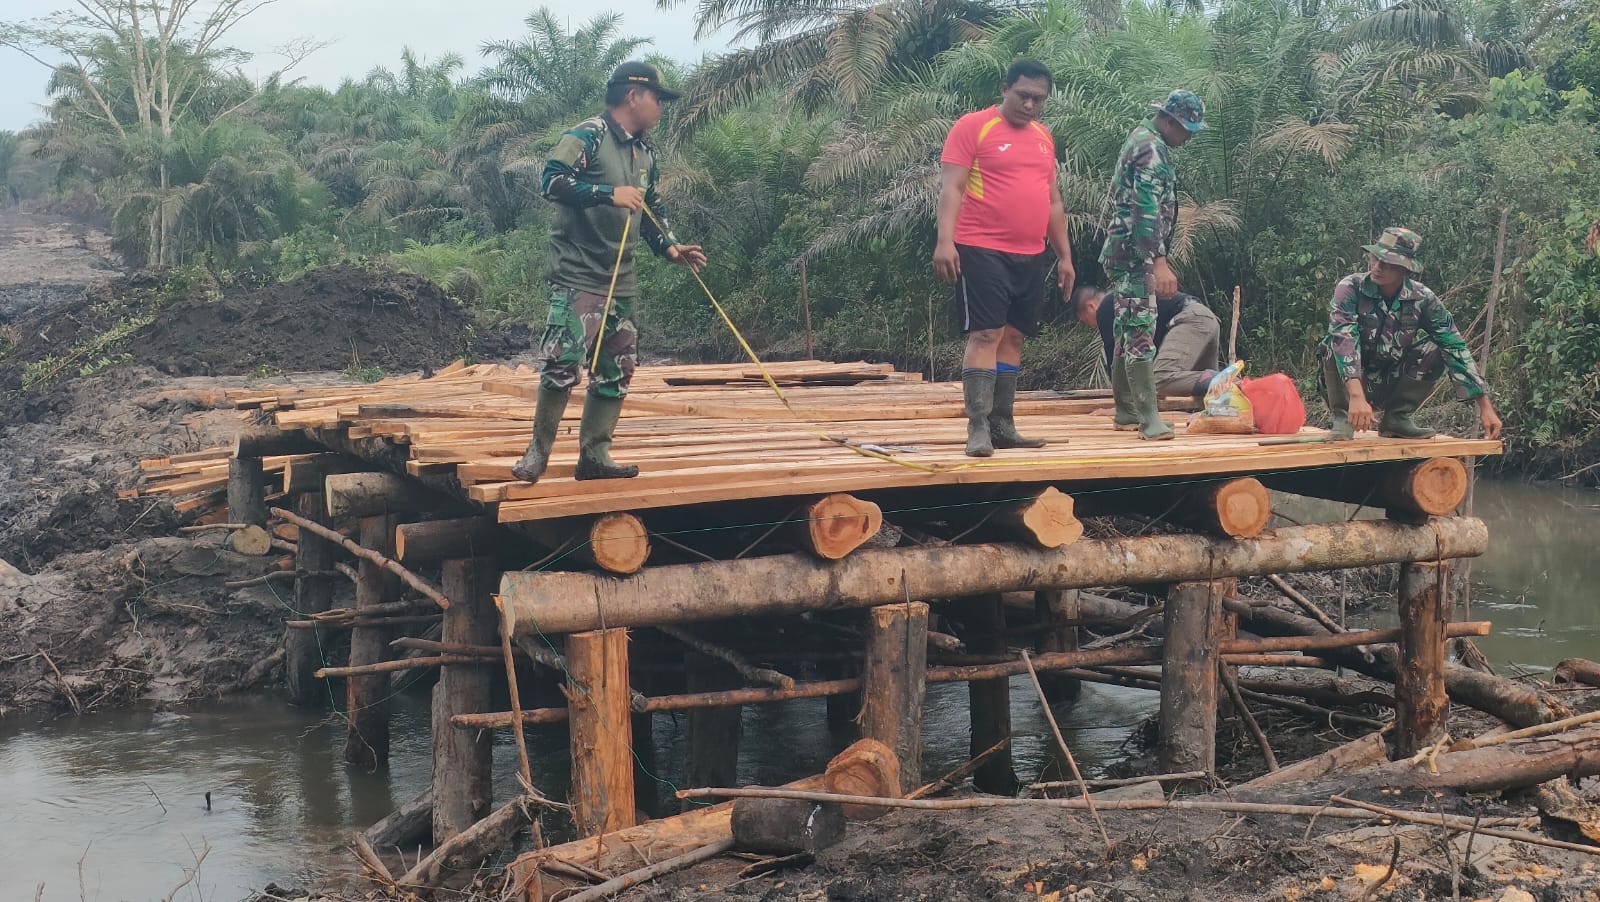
[954,244,1047,335]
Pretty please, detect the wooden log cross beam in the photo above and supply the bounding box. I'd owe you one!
[498,517,1488,636]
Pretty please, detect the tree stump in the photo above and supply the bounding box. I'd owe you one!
[824,738,901,820]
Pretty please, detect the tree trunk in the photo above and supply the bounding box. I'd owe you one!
[433,558,498,844]
[993,487,1082,548]
[1158,580,1228,777]
[326,472,444,520]
[685,653,742,811]
[501,518,1489,636]
[226,457,268,527]
[790,494,883,560]
[957,595,1017,795]
[1259,458,1468,521]
[286,492,336,706]
[1034,589,1082,703]
[346,515,400,769]
[859,603,927,796]
[1395,560,1450,757]
[396,517,505,563]
[567,628,635,836]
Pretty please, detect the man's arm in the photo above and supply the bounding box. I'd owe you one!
[1419,289,1501,438]
[933,162,968,284]
[540,122,615,207]
[1047,177,1075,297]
[1327,277,1375,431]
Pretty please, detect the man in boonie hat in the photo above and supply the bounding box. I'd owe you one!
[1097,89,1207,441]
[511,61,706,483]
[1320,227,1502,441]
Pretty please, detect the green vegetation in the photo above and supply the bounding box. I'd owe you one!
[3,0,1598,467]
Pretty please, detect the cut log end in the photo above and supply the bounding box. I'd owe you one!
[589,512,651,575]
[1210,478,1272,539]
[228,524,273,556]
[824,738,901,821]
[801,494,883,560]
[1405,457,1470,516]
[1015,486,1083,549]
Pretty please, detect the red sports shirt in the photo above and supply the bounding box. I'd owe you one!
[940,106,1057,255]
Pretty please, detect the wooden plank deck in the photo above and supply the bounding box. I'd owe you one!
[217,360,1501,524]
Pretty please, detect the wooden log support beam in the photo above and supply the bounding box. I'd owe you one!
[791,494,883,560]
[1085,477,1271,539]
[325,472,443,520]
[433,558,499,844]
[859,602,928,795]
[346,514,400,768]
[501,518,1489,636]
[282,452,361,494]
[1259,457,1468,521]
[270,506,450,609]
[995,487,1082,549]
[685,653,742,811]
[957,595,1017,794]
[286,492,337,706]
[567,628,635,836]
[227,457,269,527]
[234,425,324,459]
[1554,658,1600,688]
[1396,560,1450,758]
[396,517,504,563]
[1158,580,1229,777]
[1034,589,1082,703]
[523,512,652,575]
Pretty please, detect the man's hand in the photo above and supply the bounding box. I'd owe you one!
[933,240,961,285]
[1346,381,1375,433]
[611,186,645,211]
[1477,396,1503,440]
[1147,257,1178,299]
[1057,262,1076,298]
[667,244,707,272]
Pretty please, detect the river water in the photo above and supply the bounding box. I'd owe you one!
[4,479,1596,900]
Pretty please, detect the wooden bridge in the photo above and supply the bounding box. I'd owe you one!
[136,359,1501,899]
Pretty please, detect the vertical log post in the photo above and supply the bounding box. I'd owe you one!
[1396,560,1450,758]
[684,652,742,809]
[286,491,336,706]
[1158,579,1230,777]
[345,514,400,768]
[1034,589,1082,703]
[959,595,1017,794]
[567,628,635,836]
[432,558,498,843]
[227,457,268,527]
[859,602,928,794]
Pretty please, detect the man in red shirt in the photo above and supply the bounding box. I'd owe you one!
[935,59,1075,457]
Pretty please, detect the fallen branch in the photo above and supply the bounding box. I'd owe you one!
[40,651,81,715]
[1220,662,1279,771]
[1030,771,1207,792]
[178,523,250,533]
[224,569,341,589]
[315,655,486,679]
[1451,709,1600,752]
[220,648,286,695]
[398,796,532,888]
[269,506,450,609]
[908,737,1012,800]
[1022,650,1110,851]
[285,614,441,630]
[1330,795,1600,858]
[658,624,796,690]
[350,832,397,890]
[559,838,737,902]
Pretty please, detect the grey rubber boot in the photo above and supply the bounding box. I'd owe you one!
[1110,357,1141,431]
[1378,378,1438,439]
[1128,358,1174,441]
[1321,357,1355,441]
[962,368,996,457]
[573,393,640,480]
[510,385,570,482]
[989,370,1048,449]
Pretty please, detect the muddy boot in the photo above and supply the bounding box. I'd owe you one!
[1321,357,1354,441]
[1378,378,1438,439]
[1128,359,1174,441]
[989,369,1048,449]
[962,368,995,457]
[510,385,569,482]
[1110,357,1141,431]
[574,393,640,480]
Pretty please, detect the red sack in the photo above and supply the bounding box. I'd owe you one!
[1238,373,1306,435]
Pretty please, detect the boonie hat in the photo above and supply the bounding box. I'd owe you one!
[1151,89,1207,132]
[608,61,681,102]
[1362,227,1424,274]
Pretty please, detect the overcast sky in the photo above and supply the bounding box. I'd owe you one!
[0,0,730,132]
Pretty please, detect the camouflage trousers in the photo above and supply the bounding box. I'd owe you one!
[535,286,638,400]
[1108,271,1156,362]
[1318,339,1444,408]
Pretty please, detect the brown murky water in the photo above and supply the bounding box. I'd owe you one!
[4,479,1594,900]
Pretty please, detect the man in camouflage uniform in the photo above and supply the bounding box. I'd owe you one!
[1321,227,1502,440]
[1098,90,1206,440]
[512,61,707,483]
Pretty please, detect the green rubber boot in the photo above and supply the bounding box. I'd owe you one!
[1128,358,1174,441]
[573,393,640,480]
[510,385,570,482]
[989,370,1048,449]
[1378,378,1438,439]
[1110,357,1141,431]
[962,368,995,457]
[1321,356,1354,441]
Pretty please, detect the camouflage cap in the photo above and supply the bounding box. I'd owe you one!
[1150,90,1207,132]
[1362,227,1424,274]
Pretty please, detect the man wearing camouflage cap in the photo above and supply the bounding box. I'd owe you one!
[1098,89,1206,441]
[512,61,707,483]
[1321,227,1502,441]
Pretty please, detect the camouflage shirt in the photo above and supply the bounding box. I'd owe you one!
[1098,120,1176,278]
[1325,271,1488,401]
[541,112,680,297]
